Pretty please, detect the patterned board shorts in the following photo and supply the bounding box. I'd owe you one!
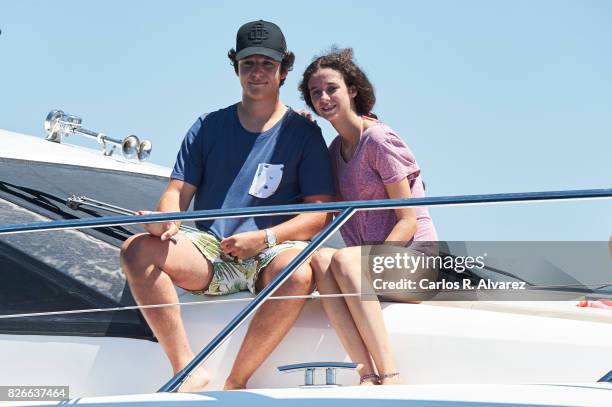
[181,229,308,296]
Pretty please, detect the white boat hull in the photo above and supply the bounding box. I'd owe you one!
[2,295,612,398]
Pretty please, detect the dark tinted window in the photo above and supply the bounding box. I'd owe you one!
[0,158,174,339]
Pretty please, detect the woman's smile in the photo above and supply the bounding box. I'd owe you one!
[308,68,352,119]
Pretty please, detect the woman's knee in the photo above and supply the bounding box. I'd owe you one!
[330,248,361,280]
[310,249,335,279]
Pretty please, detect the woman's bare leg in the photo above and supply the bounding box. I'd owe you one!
[330,247,401,384]
[311,249,378,384]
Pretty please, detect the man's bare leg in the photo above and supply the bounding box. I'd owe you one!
[224,248,314,390]
[120,232,214,392]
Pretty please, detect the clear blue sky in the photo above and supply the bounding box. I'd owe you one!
[1,0,611,241]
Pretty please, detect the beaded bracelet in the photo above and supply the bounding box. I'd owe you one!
[379,372,400,380]
[359,373,380,384]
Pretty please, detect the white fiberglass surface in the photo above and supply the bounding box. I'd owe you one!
[0,129,171,177]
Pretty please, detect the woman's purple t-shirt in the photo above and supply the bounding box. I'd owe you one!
[329,123,438,247]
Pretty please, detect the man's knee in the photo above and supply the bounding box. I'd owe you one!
[120,234,156,274]
[280,264,314,295]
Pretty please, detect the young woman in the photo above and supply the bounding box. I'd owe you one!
[299,48,438,385]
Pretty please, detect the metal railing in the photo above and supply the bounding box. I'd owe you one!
[1,188,611,392]
[1,189,610,236]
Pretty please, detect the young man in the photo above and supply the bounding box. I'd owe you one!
[120,20,335,391]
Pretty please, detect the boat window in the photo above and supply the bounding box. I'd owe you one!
[0,157,192,246]
[0,158,172,339]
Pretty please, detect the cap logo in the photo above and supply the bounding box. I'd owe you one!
[248,23,268,44]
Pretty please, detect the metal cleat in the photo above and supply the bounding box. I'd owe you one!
[278,362,360,387]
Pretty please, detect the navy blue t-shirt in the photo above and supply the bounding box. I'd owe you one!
[171,104,335,239]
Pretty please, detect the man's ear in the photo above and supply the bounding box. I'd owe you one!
[280,68,288,81]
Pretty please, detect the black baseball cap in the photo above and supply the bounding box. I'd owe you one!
[235,20,287,62]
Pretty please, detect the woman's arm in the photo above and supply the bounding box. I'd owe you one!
[383,178,417,244]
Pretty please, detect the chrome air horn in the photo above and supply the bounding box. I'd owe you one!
[44,109,152,161]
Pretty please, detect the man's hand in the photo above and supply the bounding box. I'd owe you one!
[137,210,180,241]
[221,230,267,260]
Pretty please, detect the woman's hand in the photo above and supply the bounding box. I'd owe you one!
[296,109,314,122]
[221,230,267,260]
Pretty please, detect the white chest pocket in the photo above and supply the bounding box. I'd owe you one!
[249,163,284,199]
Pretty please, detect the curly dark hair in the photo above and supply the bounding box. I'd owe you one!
[299,47,377,118]
[227,49,295,87]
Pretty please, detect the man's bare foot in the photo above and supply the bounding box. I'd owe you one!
[359,378,379,386]
[223,378,246,390]
[177,366,211,393]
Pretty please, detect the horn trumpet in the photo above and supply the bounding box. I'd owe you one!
[44,109,152,161]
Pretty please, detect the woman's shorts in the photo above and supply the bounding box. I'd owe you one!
[181,229,308,296]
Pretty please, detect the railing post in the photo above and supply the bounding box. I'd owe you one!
[157,207,356,393]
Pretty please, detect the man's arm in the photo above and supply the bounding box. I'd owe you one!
[220,194,334,260]
[157,179,197,215]
[269,194,334,243]
[140,179,196,241]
